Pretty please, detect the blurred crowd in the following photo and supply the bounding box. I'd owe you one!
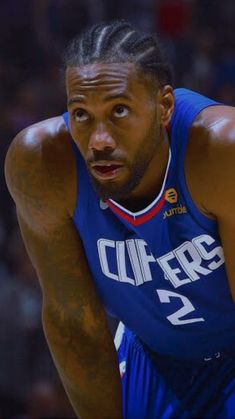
[0,0,235,417]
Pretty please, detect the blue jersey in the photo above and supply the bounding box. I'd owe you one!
[63,88,235,360]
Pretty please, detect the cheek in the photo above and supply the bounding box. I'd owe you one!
[134,121,158,155]
[134,109,157,134]
[120,119,155,156]
[70,124,88,153]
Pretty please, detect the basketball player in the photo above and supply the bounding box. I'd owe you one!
[5,21,235,418]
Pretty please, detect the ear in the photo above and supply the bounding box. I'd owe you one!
[158,85,174,127]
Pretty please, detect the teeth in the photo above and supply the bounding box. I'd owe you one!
[93,163,121,167]
[96,163,115,166]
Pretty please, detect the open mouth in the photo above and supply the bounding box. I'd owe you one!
[90,163,124,180]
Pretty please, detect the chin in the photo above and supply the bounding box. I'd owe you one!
[91,178,134,201]
[93,184,128,201]
[89,164,146,201]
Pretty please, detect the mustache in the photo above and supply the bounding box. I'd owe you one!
[86,151,127,164]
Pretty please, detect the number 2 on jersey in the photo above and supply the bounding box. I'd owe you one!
[156,289,205,325]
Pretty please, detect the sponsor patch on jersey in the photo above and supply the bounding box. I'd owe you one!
[163,204,187,219]
[165,188,178,203]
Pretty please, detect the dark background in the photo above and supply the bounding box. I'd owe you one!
[0,0,235,417]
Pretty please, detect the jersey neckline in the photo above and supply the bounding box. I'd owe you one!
[107,148,172,226]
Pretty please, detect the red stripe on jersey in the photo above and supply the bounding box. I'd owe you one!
[107,195,165,226]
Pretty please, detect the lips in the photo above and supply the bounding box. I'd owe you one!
[90,162,124,180]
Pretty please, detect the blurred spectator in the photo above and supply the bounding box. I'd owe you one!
[156,0,194,39]
[27,379,76,418]
[105,0,156,30]
[213,44,235,105]
[0,225,41,407]
[182,28,216,96]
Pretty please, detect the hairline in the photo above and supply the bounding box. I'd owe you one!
[65,60,165,93]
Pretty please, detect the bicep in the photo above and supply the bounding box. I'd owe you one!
[192,113,235,300]
[217,213,235,300]
[208,126,235,300]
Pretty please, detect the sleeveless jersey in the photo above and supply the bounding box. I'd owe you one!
[63,88,235,360]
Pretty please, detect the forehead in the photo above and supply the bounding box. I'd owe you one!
[66,62,152,100]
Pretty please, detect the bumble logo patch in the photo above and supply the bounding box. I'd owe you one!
[163,204,187,219]
[163,188,187,219]
[165,188,178,204]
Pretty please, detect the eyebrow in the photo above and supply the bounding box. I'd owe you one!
[67,96,85,106]
[67,92,132,107]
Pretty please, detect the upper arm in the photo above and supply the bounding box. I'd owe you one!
[207,116,235,299]
[4,118,108,341]
[187,106,235,299]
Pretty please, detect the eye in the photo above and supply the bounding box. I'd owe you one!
[113,104,129,119]
[73,108,89,122]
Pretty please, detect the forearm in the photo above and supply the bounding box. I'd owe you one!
[13,208,122,417]
[43,304,123,419]
[58,343,122,419]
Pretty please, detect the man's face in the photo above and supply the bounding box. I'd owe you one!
[66,62,172,201]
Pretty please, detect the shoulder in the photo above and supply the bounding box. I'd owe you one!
[5,116,77,227]
[185,104,235,218]
[6,115,73,168]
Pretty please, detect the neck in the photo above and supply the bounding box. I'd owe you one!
[117,129,170,212]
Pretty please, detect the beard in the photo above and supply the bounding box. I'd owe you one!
[87,118,160,201]
[90,157,149,201]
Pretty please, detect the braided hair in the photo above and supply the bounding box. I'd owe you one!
[64,20,173,87]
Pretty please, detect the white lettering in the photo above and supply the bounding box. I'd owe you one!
[156,289,205,325]
[126,240,145,286]
[97,235,225,289]
[193,235,225,270]
[116,241,135,285]
[175,241,211,281]
[97,239,119,281]
[157,251,191,288]
[136,239,155,283]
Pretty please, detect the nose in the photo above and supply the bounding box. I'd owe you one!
[88,123,116,152]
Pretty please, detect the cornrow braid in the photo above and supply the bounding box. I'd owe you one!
[63,20,173,87]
